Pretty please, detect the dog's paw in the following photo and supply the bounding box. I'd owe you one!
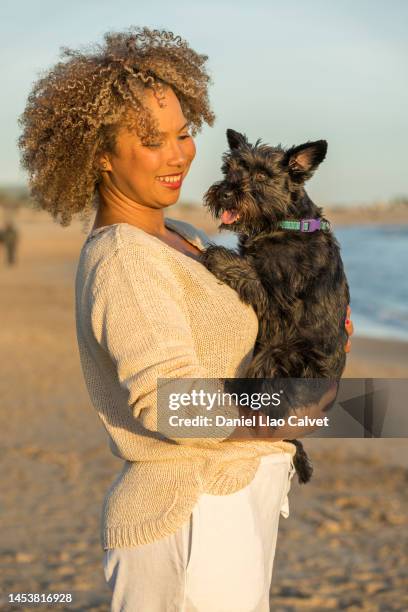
[200,245,239,270]
[199,245,227,270]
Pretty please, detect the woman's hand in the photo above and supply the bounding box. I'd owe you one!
[345,304,354,353]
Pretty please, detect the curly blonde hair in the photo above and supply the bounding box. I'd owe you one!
[18,27,215,227]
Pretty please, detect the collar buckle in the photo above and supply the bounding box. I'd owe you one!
[300,218,321,232]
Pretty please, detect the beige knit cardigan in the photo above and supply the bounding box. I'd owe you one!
[74,216,296,550]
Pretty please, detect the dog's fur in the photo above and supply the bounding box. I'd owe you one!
[200,129,350,483]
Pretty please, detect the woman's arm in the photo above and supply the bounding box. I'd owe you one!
[87,244,353,448]
[88,245,243,447]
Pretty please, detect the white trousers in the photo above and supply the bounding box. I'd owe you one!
[103,452,296,612]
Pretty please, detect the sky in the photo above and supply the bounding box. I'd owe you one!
[1,0,407,206]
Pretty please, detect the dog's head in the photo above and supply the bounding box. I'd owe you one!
[204,128,327,235]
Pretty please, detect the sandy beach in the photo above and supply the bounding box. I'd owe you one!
[0,207,407,611]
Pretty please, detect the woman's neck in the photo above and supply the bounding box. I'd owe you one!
[94,181,168,238]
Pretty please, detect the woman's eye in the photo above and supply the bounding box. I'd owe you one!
[179,133,191,140]
[145,142,163,148]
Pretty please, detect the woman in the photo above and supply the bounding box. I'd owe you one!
[19,27,353,611]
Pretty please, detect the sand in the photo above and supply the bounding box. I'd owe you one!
[0,208,407,611]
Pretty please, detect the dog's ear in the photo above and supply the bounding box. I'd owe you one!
[283,140,327,182]
[226,129,248,150]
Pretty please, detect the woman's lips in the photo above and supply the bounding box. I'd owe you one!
[156,173,183,190]
[160,180,182,190]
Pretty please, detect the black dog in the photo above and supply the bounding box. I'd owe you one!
[200,129,350,483]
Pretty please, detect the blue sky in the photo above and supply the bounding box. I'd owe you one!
[1,0,407,206]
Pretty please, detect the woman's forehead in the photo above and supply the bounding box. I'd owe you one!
[141,87,187,131]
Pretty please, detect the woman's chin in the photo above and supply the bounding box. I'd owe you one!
[159,192,182,207]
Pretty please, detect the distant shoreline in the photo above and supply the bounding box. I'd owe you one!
[1,197,408,236]
[165,202,408,236]
[323,206,408,229]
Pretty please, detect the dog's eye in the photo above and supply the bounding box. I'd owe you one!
[254,171,268,181]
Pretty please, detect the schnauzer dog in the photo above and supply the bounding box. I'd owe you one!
[200,129,350,483]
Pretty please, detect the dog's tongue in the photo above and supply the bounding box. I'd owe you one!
[220,209,239,224]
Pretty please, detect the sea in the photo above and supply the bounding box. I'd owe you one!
[209,224,408,342]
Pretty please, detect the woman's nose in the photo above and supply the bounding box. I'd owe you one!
[166,140,187,166]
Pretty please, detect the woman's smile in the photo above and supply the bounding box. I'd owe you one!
[156,172,183,189]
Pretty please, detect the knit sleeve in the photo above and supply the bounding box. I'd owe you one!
[90,245,240,446]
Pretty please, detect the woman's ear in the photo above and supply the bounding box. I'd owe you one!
[99,156,112,172]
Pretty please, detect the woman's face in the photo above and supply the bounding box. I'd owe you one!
[101,87,196,209]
